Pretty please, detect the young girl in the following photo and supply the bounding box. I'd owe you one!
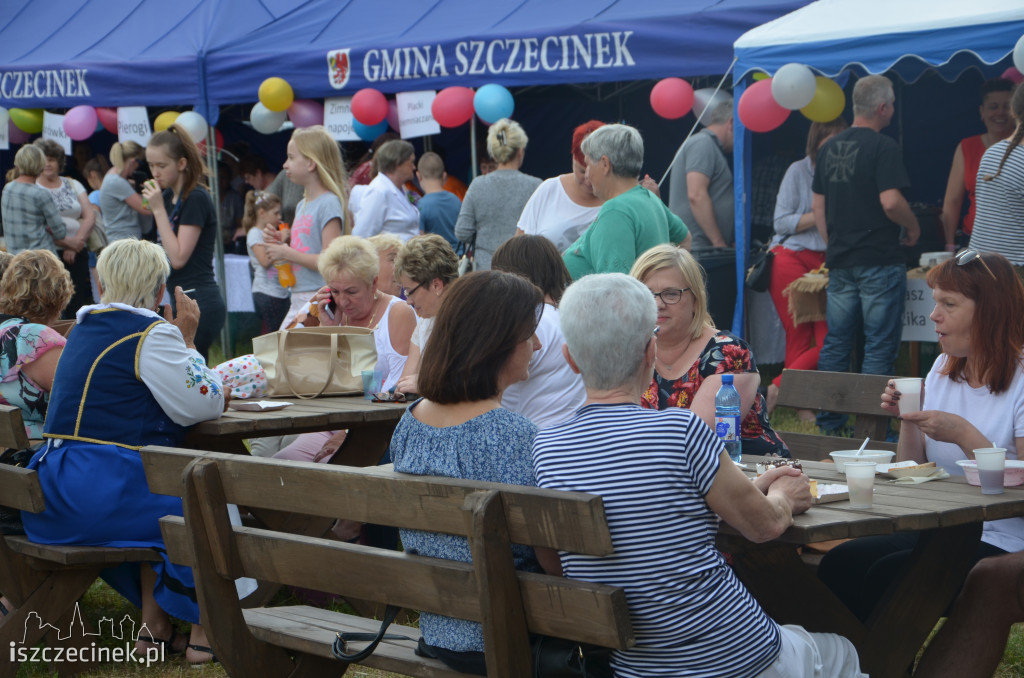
[243,190,291,334]
[101,141,151,243]
[141,124,226,361]
[262,125,349,329]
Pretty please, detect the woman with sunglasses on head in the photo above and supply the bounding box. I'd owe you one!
[969,83,1024,272]
[630,244,788,457]
[818,250,1024,632]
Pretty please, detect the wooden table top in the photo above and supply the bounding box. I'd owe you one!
[190,396,409,438]
[739,456,1024,544]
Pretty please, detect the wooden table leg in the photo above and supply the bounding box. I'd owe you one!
[723,522,983,678]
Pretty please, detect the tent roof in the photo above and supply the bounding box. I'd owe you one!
[204,0,809,103]
[734,0,1024,81]
[0,0,296,111]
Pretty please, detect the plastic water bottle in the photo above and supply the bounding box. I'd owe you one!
[715,374,743,464]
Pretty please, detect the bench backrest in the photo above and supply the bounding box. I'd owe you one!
[0,406,43,514]
[0,404,31,453]
[777,369,897,460]
[140,446,634,678]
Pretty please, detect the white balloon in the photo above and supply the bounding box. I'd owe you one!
[175,111,208,143]
[772,63,817,110]
[693,88,730,119]
[1015,34,1024,74]
[250,102,287,135]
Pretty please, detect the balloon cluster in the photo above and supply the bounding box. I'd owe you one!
[252,77,323,134]
[738,63,846,133]
[429,83,515,130]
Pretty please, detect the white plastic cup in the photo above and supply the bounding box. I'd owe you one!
[974,448,1007,495]
[893,378,923,415]
[845,461,877,509]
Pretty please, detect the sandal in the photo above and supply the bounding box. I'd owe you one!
[138,629,185,656]
[187,643,218,668]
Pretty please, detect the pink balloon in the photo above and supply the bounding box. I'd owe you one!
[96,107,118,134]
[386,99,400,132]
[63,105,98,141]
[738,79,790,133]
[351,88,387,126]
[1002,67,1024,84]
[8,119,30,145]
[431,87,475,128]
[287,99,324,129]
[650,78,695,119]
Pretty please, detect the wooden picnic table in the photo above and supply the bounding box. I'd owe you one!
[723,456,1024,678]
[186,395,408,467]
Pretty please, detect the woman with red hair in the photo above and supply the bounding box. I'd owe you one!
[515,120,606,253]
[819,250,1024,626]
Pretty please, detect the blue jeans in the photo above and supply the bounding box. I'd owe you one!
[817,264,906,377]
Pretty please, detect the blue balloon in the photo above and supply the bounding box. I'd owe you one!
[474,84,514,124]
[353,118,388,142]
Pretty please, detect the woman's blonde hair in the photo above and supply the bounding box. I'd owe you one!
[318,235,379,287]
[291,126,350,217]
[486,119,528,164]
[629,244,714,339]
[242,190,282,233]
[13,145,46,177]
[367,233,402,255]
[97,239,171,310]
[0,250,73,324]
[109,141,145,172]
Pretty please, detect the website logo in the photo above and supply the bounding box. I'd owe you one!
[9,602,164,667]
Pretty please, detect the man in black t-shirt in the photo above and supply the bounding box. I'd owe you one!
[811,75,919,398]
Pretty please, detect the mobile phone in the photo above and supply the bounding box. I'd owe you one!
[324,299,337,320]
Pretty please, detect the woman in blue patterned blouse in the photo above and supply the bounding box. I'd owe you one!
[389,270,560,674]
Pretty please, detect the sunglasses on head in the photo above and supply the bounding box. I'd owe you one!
[955,248,997,281]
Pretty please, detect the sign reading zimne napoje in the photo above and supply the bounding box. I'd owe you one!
[327,31,636,90]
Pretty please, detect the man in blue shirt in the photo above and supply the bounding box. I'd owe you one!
[415,153,461,249]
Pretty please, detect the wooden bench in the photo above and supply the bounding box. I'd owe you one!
[0,405,162,678]
[140,445,635,678]
[776,369,897,461]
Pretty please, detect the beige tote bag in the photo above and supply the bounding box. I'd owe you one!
[253,326,377,398]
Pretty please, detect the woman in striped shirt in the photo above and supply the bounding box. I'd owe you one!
[533,273,864,677]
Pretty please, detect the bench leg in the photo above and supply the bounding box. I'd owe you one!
[0,568,98,678]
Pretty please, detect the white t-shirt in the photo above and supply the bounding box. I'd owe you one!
[925,353,1024,553]
[246,228,290,299]
[352,173,420,242]
[501,304,586,428]
[411,315,434,350]
[516,176,602,253]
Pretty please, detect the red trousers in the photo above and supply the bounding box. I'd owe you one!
[768,247,828,387]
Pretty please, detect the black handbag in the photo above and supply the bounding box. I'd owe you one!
[745,235,790,293]
[0,445,38,535]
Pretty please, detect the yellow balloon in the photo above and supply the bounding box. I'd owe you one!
[153,110,180,132]
[10,108,43,134]
[752,72,770,81]
[801,76,845,123]
[259,77,295,113]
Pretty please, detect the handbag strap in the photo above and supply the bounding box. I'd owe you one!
[331,604,411,663]
[279,330,341,400]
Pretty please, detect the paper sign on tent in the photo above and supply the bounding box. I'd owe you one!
[42,112,72,155]
[396,90,440,139]
[324,97,361,142]
[117,107,151,146]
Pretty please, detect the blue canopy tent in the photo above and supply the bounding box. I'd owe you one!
[727,0,1024,335]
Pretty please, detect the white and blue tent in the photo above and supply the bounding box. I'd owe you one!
[728,0,1024,332]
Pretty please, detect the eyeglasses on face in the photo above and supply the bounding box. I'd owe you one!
[955,249,997,281]
[651,287,690,305]
[401,281,424,297]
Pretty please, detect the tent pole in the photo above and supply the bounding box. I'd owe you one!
[731,77,750,338]
[205,126,230,358]
[470,120,478,181]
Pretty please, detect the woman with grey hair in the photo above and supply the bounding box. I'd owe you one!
[0,145,72,255]
[562,124,690,279]
[532,272,864,678]
[454,118,541,270]
[22,238,225,666]
[353,138,420,241]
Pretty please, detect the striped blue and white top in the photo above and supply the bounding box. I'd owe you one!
[971,139,1024,265]
[532,403,781,677]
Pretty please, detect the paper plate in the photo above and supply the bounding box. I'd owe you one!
[229,400,293,412]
